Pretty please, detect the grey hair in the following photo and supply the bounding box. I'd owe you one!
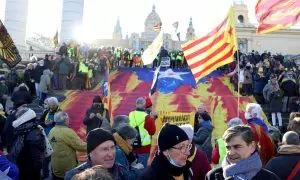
[246,103,263,118]
[136,97,146,109]
[47,97,59,106]
[228,117,243,128]
[282,131,300,145]
[112,115,129,130]
[179,124,194,141]
[117,125,137,140]
[54,111,69,123]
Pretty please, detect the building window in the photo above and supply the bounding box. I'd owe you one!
[238,15,244,24]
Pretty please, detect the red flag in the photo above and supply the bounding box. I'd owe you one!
[256,0,300,34]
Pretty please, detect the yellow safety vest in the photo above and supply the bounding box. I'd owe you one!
[129,110,151,146]
[217,138,226,164]
[79,62,89,73]
[88,69,93,78]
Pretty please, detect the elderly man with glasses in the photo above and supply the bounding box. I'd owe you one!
[138,123,192,180]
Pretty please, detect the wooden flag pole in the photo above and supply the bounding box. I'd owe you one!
[237,50,240,118]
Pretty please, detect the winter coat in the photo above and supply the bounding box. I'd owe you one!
[23,69,34,84]
[11,86,32,108]
[6,72,19,86]
[280,78,298,97]
[48,124,86,178]
[187,144,211,180]
[0,155,19,180]
[39,69,51,93]
[253,74,268,94]
[83,105,111,133]
[138,152,192,180]
[8,116,45,180]
[58,58,70,75]
[0,83,8,103]
[263,81,283,112]
[38,107,62,135]
[33,65,45,83]
[115,145,140,180]
[64,160,128,180]
[205,167,280,180]
[1,111,16,152]
[243,69,253,84]
[193,121,213,163]
[44,59,52,70]
[266,145,300,180]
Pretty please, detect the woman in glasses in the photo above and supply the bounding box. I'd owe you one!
[138,123,192,180]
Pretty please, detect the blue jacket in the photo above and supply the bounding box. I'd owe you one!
[115,145,140,180]
[0,155,19,180]
[253,74,268,93]
[64,160,128,180]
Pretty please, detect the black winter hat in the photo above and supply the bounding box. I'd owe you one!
[87,128,116,154]
[158,123,189,152]
[93,96,102,103]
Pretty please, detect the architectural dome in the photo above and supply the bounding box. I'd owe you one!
[144,5,162,34]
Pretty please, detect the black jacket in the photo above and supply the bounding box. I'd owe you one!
[1,111,16,152]
[24,69,34,84]
[33,65,45,83]
[138,152,192,180]
[205,166,280,180]
[9,119,45,180]
[83,104,110,133]
[266,152,300,180]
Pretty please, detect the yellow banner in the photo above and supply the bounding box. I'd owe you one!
[148,111,195,165]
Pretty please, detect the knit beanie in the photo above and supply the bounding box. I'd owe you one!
[158,123,189,152]
[93,96,102,103]
[87,128,116,154]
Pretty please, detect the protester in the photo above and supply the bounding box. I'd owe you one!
[49,111,86,180]
[39,69,51,106]
[65,128,128,180]
[180,124,211,180]
[23,63,36,96]
[263,74,283,128]
[114,125,144,179]
[266,131,300,180]
[245,103,275,165]
[0,104,6,149]
[112,115,130,132]
[206,125,280,180]
[83,96,111,133]
[11,84,32,109]
[0,76,8,109]
[193,112,213,163]
[212,117,244,165]
[129,97,156,167]
[71,165,113,180]
[6,69,19,95]
[138,123,192,179]
[287,117,300,136]
[7,108,45,180]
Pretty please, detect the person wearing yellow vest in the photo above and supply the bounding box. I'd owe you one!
[78,61,89,90]
[170,51,176,69]
[211,117,243,165]
[176,52,183,69]
[129,97,156,167]
[138,123,191,180]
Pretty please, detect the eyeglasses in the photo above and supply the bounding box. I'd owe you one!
[172,143,192,153]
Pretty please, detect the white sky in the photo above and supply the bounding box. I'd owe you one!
[0,0,257,41]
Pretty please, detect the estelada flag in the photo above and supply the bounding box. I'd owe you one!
[256,0,300,34]
[182,6,238,82]
[0,20,22,68]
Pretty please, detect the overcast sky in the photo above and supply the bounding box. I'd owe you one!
[0,0,258,41]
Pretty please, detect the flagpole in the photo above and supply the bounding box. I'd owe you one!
[237,50,240,118]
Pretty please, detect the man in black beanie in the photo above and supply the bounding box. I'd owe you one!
[83,95,111,133]
[138,123,192,180]
[65,128,128,180]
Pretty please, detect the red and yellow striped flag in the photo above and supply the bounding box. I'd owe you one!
[182,6,238,82]
[256,0,300,34]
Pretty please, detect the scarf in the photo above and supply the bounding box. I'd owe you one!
[199,120,211,127]
[247,118,268,133]
[222,152,262,180]
[113,133,132,155]
[152,152,188,177]
[7,121,38,163]
[278,144,300,155]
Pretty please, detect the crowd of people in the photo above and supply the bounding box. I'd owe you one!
[0,45,299,179]
[0,90,299,179]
